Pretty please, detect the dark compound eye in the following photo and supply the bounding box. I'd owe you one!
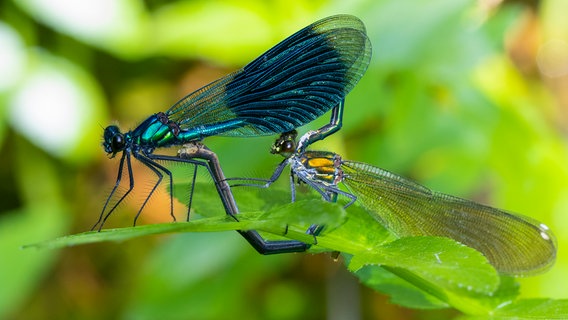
[111,134,125,151]
[271,130,298,156]
[103,125,124,154]
[280,140,295,153]
[271,139,296,157]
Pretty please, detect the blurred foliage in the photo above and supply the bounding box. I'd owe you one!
[1,0,568,319]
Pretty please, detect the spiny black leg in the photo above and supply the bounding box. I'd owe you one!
[92,152,127,231]
[187,164,198,221]
[135,153,180,225]
[290,171,296,203]
[132,155,164,226]
[306,224,323,245]
[237,230,309,254]
[99,152,135,231]
[179,145,239,220]
[297,100,344,153]
[227,158,289,189]
[150,153,218,221]
[283,223,320,246]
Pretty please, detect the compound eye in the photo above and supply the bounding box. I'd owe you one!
[271,139,296,157]
[271,130,297,156]
[281,140,295,153]
[111,134,125,151]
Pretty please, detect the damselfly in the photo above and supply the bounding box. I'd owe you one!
[95,15,371,231]
[233,130,557,275]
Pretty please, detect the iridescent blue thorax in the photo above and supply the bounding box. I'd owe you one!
[132,113,182,150]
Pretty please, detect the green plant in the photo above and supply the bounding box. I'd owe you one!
[27,184,568,319]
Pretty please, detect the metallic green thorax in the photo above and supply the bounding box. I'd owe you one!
[129,112,243,152]
[137,114,180,148]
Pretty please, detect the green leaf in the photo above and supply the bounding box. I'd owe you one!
[24,200,346,250]
[355,264,449,309]
[23,215,240,250]
[492,299,568,319]
[22,183,557,319]
[301,204,393,253]
[256,197,346,232]
[254,201,506,315]
[349,237,499,295]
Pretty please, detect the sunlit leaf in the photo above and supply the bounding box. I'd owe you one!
[24,200,346,250]
[492,298,568,319]
[349,237,499,295]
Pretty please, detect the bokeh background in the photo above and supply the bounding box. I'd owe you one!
[1,0,567,319]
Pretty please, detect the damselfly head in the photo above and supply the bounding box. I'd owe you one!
[103,125,126,157]
[271,130,298,157]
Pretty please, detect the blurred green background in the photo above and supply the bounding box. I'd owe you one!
[1,0,567,319]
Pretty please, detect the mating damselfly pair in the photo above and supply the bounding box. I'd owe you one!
[95,15,556,276]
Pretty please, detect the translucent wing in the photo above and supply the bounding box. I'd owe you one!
[166,14,371,137]
[341,161,557,276]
